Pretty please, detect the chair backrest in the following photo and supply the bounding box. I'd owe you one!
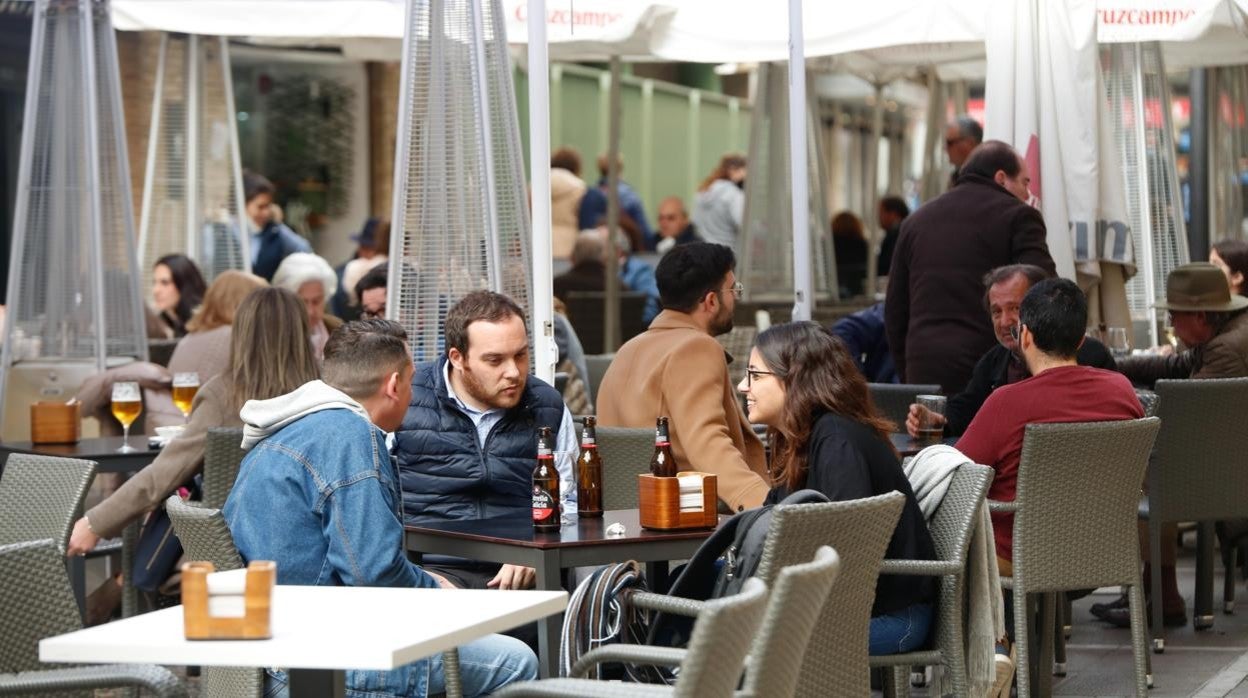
[868,383,941,428]
[715,325,757,388]
[594,426,654,511]
[672,576,769,698]
[202,427,246,510]
[1012,418,1160,592]
[1134,388,1159,417]
[564,292,649,355]
[0,454,96,552]
[0,539,82,672]
[741,546,841,698]
[754,492,905,697]
[583,354,614,408]
[1151,378,1248,521]
[164,495,259,697]
[165,495,243,571]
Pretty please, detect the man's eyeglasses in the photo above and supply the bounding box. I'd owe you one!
[721,281,744,299]
[361,308,385,320]
[745,367,773,387]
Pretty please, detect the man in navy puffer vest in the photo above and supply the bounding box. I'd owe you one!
[394,290,577,592]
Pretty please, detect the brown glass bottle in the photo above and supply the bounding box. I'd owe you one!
[576,417,604,517]
[532,427,561,532]
[649,416,677,477]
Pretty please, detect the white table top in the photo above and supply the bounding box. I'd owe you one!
[41,575,567,671]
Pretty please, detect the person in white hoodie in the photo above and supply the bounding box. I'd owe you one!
[224,318,537,698]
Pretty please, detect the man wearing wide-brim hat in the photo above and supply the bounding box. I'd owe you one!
[1094,262,1248,630]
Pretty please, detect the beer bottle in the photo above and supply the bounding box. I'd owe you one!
[577,417,604,518]
[532,427,561,532]
[649,416,677,477]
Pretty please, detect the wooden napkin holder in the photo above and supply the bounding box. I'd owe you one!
[30,401,80,444]
[638,472,718,530]
[182,560,276,640]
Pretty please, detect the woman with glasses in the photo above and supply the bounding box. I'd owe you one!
[736,321,937,655]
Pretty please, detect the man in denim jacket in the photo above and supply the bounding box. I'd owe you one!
[225,319,537,697]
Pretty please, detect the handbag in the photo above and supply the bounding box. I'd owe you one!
[131,479,200,593]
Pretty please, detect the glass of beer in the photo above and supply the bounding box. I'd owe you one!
[172,372,200,423]
[915,394,947,446]
[111,381,142,453]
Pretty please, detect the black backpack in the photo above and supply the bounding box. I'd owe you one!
[646,488,831,649]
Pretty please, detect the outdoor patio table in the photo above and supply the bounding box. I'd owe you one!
[40,569,568,698]
[0,438,160,613]
[404,508,721,678]
[890,432,960,458]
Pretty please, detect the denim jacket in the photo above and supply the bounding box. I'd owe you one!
[224,407,437,590]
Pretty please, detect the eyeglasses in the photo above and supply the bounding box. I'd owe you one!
[361,307,386,320]
[745,367,774,387]
[721,281,744,299]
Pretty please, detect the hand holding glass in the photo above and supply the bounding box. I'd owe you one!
[1106,327,1130,360]
[111,381,142,453]
[172,372,200,422]
[915,394,947,446]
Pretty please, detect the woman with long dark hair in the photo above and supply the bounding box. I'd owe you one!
[151,253,207,337]
[692,153,747,250]
[1211,239,1248,295]
[737,321,937,655]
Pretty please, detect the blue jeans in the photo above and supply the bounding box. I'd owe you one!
[263,632,537,697]
[868,602,934,656]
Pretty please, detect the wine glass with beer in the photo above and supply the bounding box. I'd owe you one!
[111,381,142,453]
[172,372,200,423]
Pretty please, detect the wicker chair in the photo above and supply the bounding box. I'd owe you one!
[868,464,994,697]
[0,454,97,552]
[994,418,1159,698]
[748,492,905,697]
[628,546,842,698]
[202,427,247,509]
[1134,388,1159,418]
[583,354,614,410]
[595,427,654,511]
[494,577,771,697]
[0,538,186,697]
[715,325,757,388]
[868,383,941,429]
[1144,378,1248,650]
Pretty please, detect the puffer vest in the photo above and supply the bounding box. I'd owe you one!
[394,358,565,526]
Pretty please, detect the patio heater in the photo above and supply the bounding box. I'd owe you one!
[388,0,532,364]
[1208,65,1247,245]
[739,62,837,309]
[137,33,249,286]
[1102,42,1190,347]
[0,0,148,441]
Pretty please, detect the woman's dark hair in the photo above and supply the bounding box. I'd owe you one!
[754,322,896,492]
[654,241,735,313]
[155,254,207,335]
[698,153,747,192]
[1213,239,1248,293]
[550,147,582,176]
[831,211,865,240]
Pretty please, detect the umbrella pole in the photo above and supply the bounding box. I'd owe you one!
[604,55,622,352]
[527,0,557,384]
[788,0,812,321]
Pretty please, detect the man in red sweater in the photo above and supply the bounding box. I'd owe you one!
[956,278,1143,574]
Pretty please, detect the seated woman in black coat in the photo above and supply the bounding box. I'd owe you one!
[737,321,937,655]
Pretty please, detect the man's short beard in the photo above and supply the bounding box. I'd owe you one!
[709,305,734,337]
[460,364,524,409]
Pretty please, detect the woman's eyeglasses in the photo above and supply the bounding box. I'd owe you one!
[745,368,773,387]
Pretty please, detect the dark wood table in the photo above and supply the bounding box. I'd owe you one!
[405,509,720,678]
[890,432,959,458]
[0,437,160,613]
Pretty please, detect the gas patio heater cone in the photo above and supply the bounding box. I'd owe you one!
[389,0,532,363]
[137,33,249,285]
[0,0,148,441]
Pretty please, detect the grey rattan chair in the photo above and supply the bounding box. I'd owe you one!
[1134,388,1159,418]
[1144,378,1248,650]
[716,325,757,388]
[595,427,654,511]
[629,546,841,698]
[868,383,941,429]
[202,426,247,509]
[0,538,186,697]
[495,577,771,697]
[584,354,614,409]
[165,495,258,697]
[0,454,97,552]
[752,492,905,697]
[869,464,994,697]
[994,418,1160,698]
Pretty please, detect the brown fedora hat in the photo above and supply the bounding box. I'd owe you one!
[1155,262,1248,312]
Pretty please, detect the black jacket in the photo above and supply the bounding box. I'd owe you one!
[884,174,1056,394]
[945,338,1117,436]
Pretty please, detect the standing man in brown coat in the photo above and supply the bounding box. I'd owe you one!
[885,141,1057,395]
[596,242,770,512]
